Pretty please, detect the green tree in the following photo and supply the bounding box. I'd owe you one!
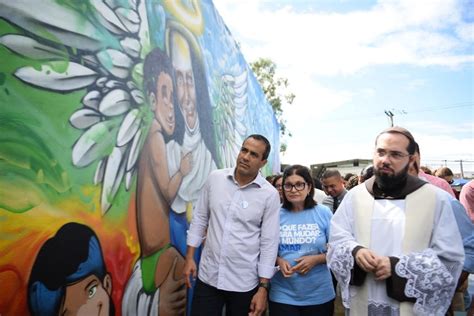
[250,58,295,153]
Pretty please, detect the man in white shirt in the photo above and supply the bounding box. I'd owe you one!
[183,134,280,316]
[327,126,464,316]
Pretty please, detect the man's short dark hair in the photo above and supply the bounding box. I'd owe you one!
[375,126,416,155]
[245,134,271,160]
[414,141,420,155]
[321,169,342,180]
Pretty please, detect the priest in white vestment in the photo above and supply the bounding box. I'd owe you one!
[327,127,464,316]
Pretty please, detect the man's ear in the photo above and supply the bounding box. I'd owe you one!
[103,273,112,296]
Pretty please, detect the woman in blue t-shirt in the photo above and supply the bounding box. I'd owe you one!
[270,164,335,316]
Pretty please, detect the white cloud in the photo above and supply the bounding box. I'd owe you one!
[215,0,472,74]
[212,0,474,170]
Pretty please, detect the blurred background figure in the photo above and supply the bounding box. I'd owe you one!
[420,166,432,175]
[435,167,455,184]
[321,170,347,213]
[345,175,359,190]
[358,165,374,184]
[343,173,355,186]
[435,167,459,199]
[266,175,276,183]
[460,180,474,223]
[272,174,284,203]
[312,176,327,204]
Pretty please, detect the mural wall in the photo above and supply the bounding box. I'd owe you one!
[0,0,280,315]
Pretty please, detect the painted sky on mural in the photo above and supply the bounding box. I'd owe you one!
[214,0,474,173]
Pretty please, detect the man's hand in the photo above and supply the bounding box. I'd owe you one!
[182,256,197,289]
[159,257,186,316]
[355,248,378,272]
[248,287,267,316]
[374,256,391,281]
[276,257,294,278]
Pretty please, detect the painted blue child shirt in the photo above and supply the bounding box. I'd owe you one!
[270,205,335,306]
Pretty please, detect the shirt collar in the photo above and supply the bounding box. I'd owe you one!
[227,167,264,188]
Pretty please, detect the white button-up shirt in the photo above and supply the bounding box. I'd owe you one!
[187,168,281,291]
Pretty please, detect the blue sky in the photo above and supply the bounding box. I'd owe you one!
[213,0,474,175]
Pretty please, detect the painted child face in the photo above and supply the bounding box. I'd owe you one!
[60,274,112,316]
[154,71,175,136]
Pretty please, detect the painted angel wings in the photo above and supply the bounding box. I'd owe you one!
[0,0,149,213]
[212,68,248,168]
[0,0,250,213]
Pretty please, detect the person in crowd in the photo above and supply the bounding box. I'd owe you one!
[183,134,280,316]
[321,170,347,213]
[266,175,276,183]
[460,180,474,223]
[343,173,355,185]
[272,174,284,203]
[408,143,474,313]
[327,126,464,316]
[345,175,359,190]
[420,166,432,175]
[409,143,456,197]
[435,166,455,184]
[312,176,327,204]
[358,165,374,184]
[460,179,474,314]
[269,164,335,316]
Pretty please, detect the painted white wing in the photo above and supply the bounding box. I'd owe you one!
[213,68,248,168]
[0,0,150,214]
[15,62,98,92]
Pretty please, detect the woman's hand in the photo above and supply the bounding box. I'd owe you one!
[276,257,294,278]
[292,255,321,275]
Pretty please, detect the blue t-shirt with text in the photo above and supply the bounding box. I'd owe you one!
[270,205,335,306]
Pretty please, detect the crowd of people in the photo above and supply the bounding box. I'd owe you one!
[182,128,474,316]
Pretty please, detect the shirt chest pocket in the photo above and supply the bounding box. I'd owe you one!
[235,199,265,227]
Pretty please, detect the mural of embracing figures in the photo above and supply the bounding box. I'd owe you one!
[0,1,280,315]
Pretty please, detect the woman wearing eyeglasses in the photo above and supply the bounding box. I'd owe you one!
[269,165,335,316]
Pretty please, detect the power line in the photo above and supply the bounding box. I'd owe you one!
[319,102,473,122]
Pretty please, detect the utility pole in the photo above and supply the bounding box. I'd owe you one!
[460,160,464,178]
[384,110,394,127]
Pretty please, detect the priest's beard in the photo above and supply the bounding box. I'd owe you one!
[374,163,410,192]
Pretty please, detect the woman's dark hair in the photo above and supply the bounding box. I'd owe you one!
[282,164,316,210]
[272,174,282,187]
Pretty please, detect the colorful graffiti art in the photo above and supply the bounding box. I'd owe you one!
[0,1,280,315]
